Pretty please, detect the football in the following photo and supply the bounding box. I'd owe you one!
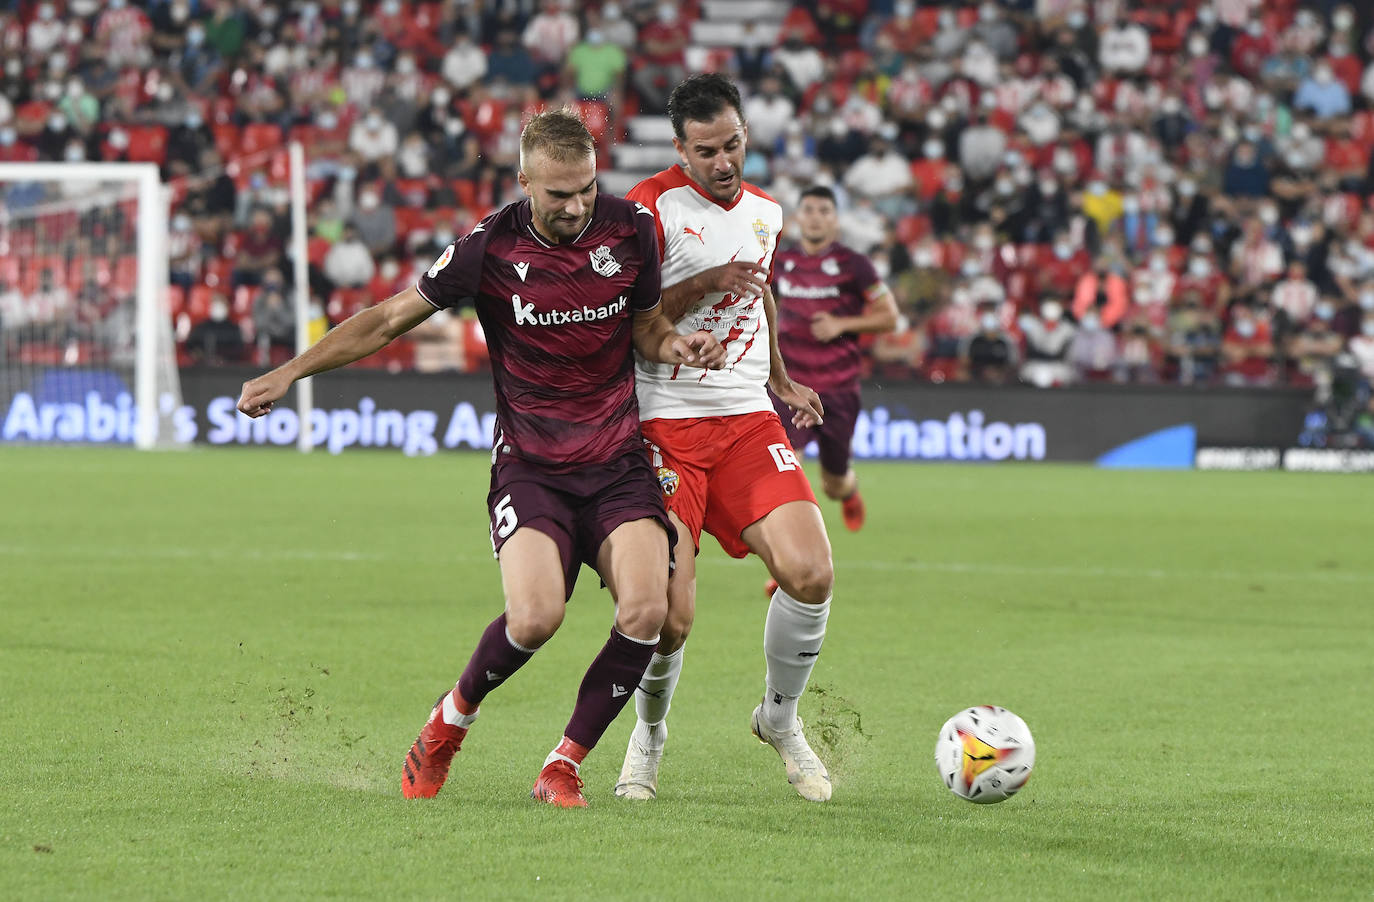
[934,706,1035,804]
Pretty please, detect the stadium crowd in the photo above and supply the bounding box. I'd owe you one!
[1,0,1374,396]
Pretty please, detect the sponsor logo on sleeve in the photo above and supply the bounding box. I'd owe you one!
[427,244,455,278]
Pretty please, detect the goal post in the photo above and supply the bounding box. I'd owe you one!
[0,161,182,449]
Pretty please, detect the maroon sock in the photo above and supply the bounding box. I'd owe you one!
[562,629,656,751]
[456,613,534,707]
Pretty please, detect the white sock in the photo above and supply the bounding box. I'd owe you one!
[762,587,830,732]
[635,647,683,727]
[542,750,579,771]
[441,692,479,728]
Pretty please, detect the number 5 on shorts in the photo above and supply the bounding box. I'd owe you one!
[493,494,519,539]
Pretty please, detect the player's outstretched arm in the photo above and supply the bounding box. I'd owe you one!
[237,286,436,418]
[762,284,824,428]
[632,309,726,369]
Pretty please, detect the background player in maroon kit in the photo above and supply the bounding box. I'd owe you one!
[770,185,899,531]
[236,110,725,808]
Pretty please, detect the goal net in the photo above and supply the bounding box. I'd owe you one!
[0,162,184,449]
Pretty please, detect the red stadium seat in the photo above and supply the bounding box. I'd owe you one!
[21,255,66,294]
[69,256,111,290]
[212,123,241,159]
[166,284,187,318]
[126,125,168,165]
[451,179,478,210]
[394,206,433,238]
[203,257,233,289]
[393,178,430,206]
[113,256,138,295]
[232,285,259,318]
[187,285,215,323]
[307,236,332,266]
[575,100,610,142]
[240,122,283,158]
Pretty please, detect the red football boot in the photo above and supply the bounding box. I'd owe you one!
[401,697,467,799]
[841,491,865,532]
[531,759,588,808]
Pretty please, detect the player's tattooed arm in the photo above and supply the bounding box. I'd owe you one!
[763,284,824,428]
[658,261,769,322]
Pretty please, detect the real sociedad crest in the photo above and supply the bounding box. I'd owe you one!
[656,466,679,496]
[590,245,622,277]
[752,218,770,249]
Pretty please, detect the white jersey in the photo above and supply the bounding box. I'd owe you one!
[627,166,783,420]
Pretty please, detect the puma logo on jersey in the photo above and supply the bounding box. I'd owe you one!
[683,225,707,244]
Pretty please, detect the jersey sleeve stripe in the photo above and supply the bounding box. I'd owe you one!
[414,280,443,309]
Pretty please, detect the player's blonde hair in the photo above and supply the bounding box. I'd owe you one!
[519,109,595,171]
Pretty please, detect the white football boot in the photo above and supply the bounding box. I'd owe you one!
[614,720,666,800]
[751,704,832,802]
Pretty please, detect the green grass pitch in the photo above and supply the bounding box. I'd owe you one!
[2,446,1371,900]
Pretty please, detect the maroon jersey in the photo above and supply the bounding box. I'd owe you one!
[773,241,881,390]
[417,195,661,469]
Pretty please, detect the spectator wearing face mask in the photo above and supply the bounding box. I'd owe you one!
[773,25,826,94]
[1036,233,1091,300]
[442,30,487,91]
[1066,309,1118,382]
[1229,17,1275,81]
[349,108,399,178]
[1323,38,1363,97]
[342,52,387,113]
[202,1,245,62]
[1165,293,1221,384]
[1222,140,1271,198]
[233,208,284,290]
[350,187,398,258]
[743,75,794,154]
[1285,298,1345,385]
[524,0,580,69]
[1229,220,1284,292]
[1294,62,1352,119]
[1018,299,1077,388]
[565,18,627,102]
[185,294,245,364]
[632,4,690,114]
[323,224,376,290]
[1072,257,1131,330]
[844,131,914,219]
[1099,18,1151,74]
[251,270,296,363]
[0,125,38,163]
[1272,261,1319,332]
[1220,302,1275,385]
[959,305,1018,384]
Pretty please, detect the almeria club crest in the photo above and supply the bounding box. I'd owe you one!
[589,245,622,278]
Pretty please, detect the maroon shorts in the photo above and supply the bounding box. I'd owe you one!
[487,446,676,600]
[772,384,862,477]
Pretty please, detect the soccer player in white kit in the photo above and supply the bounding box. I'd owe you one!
[615,74,836,802]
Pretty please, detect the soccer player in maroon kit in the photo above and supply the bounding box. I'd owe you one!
[771,185,898,531]
[236,110,725,807]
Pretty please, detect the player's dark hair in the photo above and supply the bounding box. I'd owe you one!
[799,185,837,206]
[519,108,594,168]
[667,73,743,141]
